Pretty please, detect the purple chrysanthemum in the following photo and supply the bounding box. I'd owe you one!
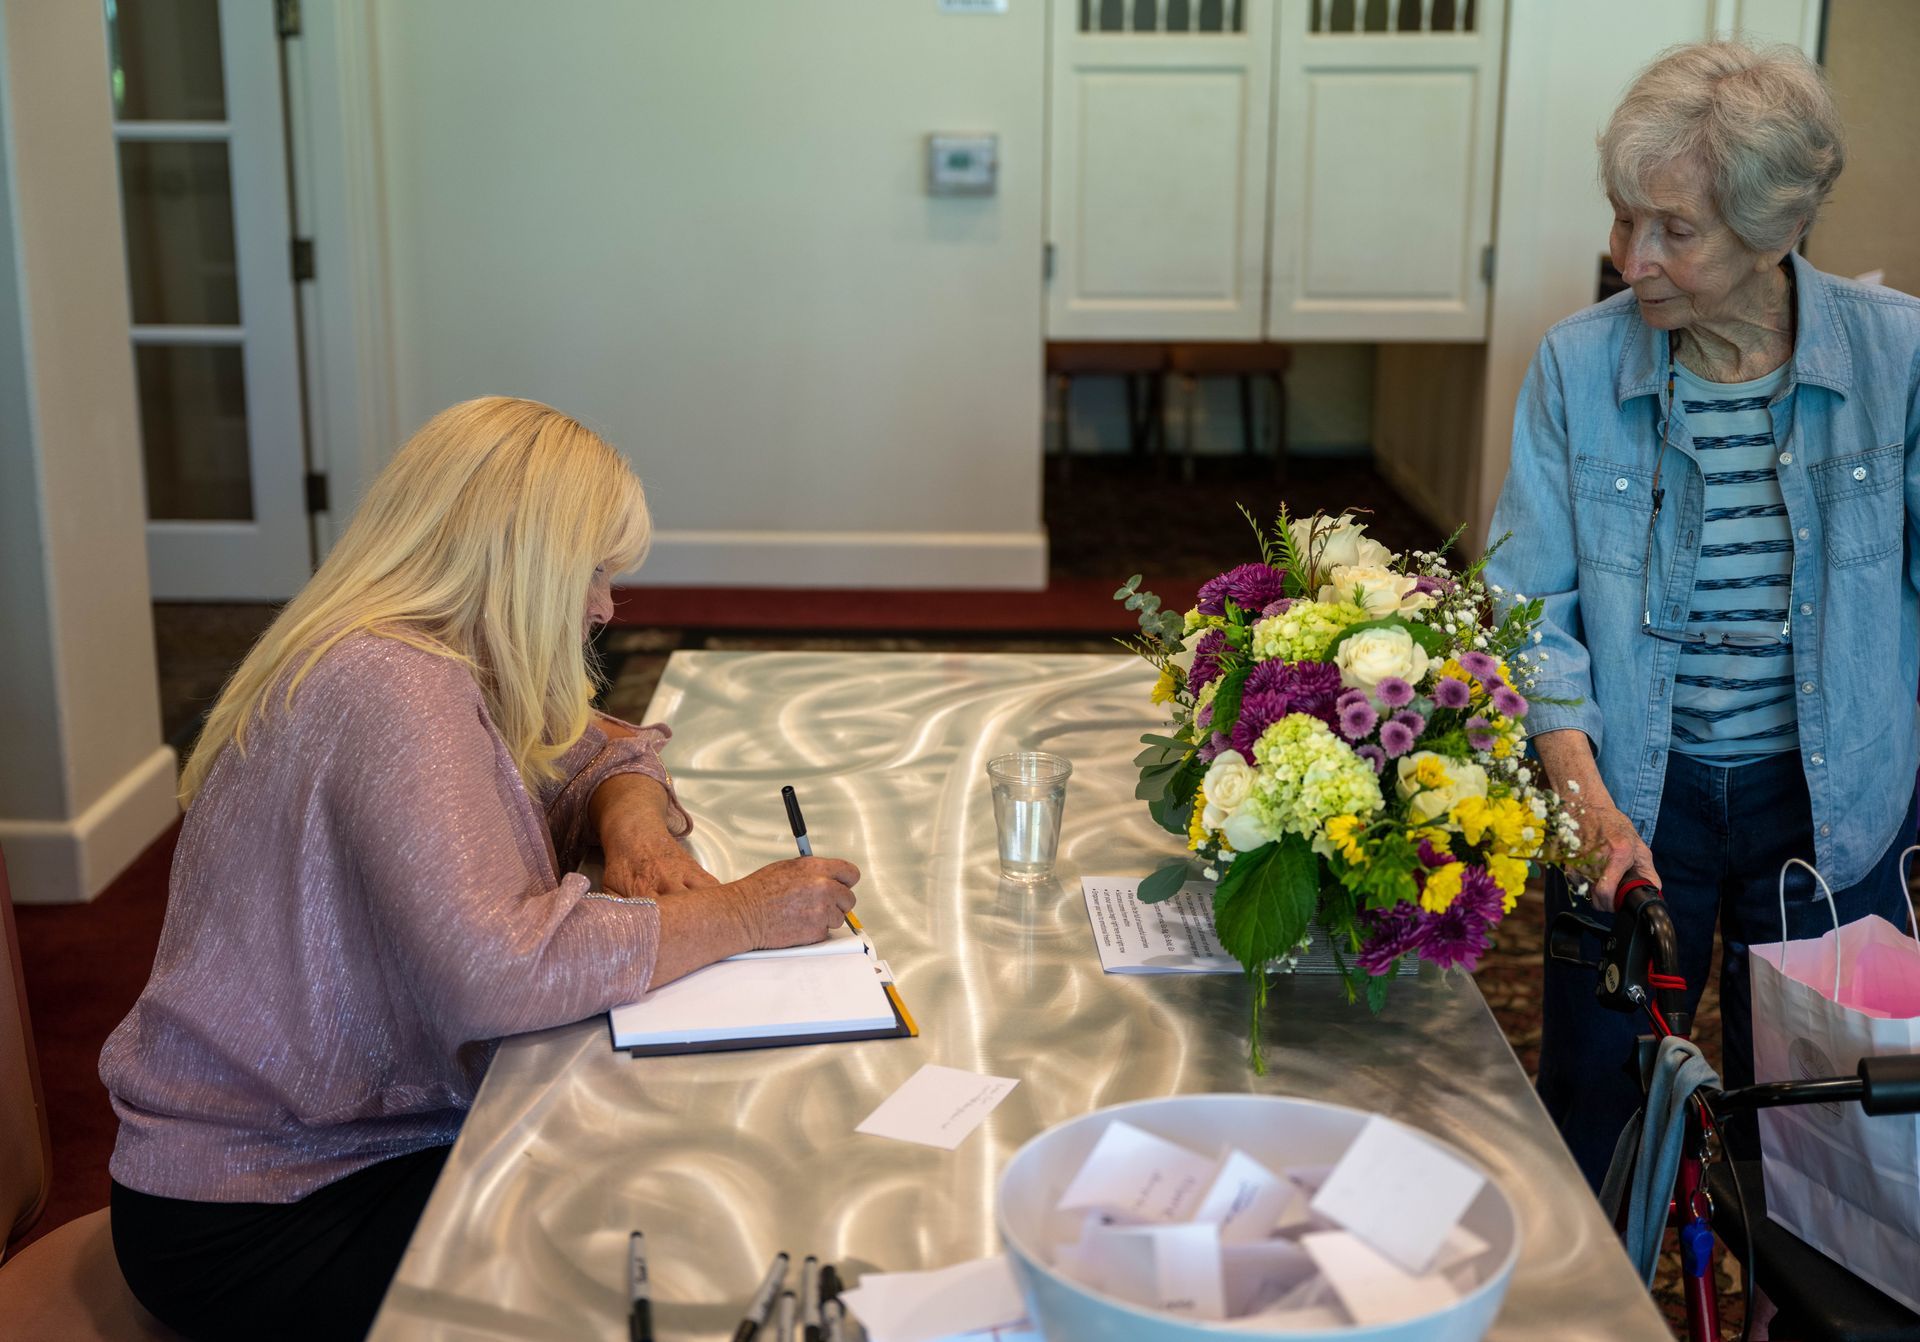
[1196,701,1214,729]
[1187,629,1229,694]
[1391,709,1427,738]
[1416,837,1453,868]
[1375,676,1414,708]
[1261,597,1295,618]
[1458,650,1499,680]
[1357,901,1424,976]
[1355,744,1386,774]
[1227,660,1344,758]
[1198,730,1232,763]
[1413,574,1453,597]
[1454,866,1507,924]
[1465,714,1497,752]
[1432,676,1472,710]
[1338,698,1379,741]
[1379,720,1416,758]
[1196,563,1290,617]
[1416,901,1492,972]
[1490,686,1528,718]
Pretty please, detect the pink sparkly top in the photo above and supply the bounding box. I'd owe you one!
[100,633,685,1203]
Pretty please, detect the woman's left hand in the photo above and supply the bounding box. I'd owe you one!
[604,832,719,898]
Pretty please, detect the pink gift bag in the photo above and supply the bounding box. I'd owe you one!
[1749,854,1920,1314]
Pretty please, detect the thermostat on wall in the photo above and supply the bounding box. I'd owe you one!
[927,134,998,196]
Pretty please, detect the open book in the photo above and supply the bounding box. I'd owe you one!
[609,924,914,1055]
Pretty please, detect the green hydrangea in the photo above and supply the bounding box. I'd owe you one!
[1250,599,1368,664]
[1242,713,1384,840]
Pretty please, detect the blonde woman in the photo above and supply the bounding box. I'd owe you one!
[99,398,858,1341]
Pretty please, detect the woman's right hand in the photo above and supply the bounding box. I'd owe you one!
[1574,803,1661,913]
[722,856,861,949]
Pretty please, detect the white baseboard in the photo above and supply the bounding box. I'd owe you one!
[0,747,180,904]
[632,528,1050,590]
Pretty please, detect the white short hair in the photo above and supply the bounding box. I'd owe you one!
[1600,39,1845,254]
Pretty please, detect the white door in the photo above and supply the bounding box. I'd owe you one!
[108,0,311,599]
[1265,0,1504,341]
[1046,0,1275,339]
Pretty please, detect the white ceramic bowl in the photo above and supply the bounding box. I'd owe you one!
[996,1094,1520,1341]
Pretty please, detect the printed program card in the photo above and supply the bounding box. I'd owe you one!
[855,1064,1018,1150]
[1081,876,1240,974]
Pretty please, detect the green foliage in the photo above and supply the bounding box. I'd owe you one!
[1270,504,1312,598]
[1366,969,1395,1015]
[1113,575,1185,647]
[1334,830,1422,910]
[1210,663,1253,739]
[1138,859,1193,904]
[1213,835,1319,978]
[1136,735,1202,837]
[1133,736,1190,803]
[1148,752,1207,836]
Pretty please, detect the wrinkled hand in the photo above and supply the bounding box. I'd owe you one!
[720,856,861,949]
[604,835,719,899]
[1571,802,1660,913]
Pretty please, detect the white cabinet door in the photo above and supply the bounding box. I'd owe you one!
[1046,0,1275,339]
[1265,0,1504,341]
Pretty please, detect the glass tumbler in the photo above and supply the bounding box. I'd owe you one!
[987,752,1073,881]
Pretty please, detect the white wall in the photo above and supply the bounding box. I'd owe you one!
[302,0,1048,590]
[0,0,178,903]
[1470,0,1823,549]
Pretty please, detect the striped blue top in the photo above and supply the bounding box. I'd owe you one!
[1669,362,1798,764]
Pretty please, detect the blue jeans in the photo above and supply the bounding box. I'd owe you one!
[1538,750,1918,1191]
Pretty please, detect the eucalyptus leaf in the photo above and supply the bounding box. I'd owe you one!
[1137,860,1193,903]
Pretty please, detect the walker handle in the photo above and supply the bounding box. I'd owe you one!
[1859,1055,1920,1118]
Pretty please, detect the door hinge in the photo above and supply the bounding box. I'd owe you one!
[291,237,315,282]
[1480,243,1496,285]
[276,0,302,38]
[1043,241,1055,283]
[305,472,329,514]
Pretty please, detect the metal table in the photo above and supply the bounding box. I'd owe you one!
[370,652,1670,1341]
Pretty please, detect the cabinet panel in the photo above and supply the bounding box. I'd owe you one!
[1266,0,1503,341]
[1046,4,1274,339]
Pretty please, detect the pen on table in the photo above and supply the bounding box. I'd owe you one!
[731,1250,789,1342]
[628,1231,652,1342]
[776,1289,798,1342]
[799,1255,821,1342]
[817,1263,842,1304]
[820,1298,846,1342]
[782,785,864,932]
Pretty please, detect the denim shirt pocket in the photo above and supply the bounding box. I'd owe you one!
[1810,442,1902,568]
[1571,455,1656,574]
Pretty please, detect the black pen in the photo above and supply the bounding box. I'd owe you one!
[628,1231,652,1342]
[731,1250,789,1342]
[817,1263,843,1304]
[821,1298,847,1342]
[799,1255,821,1342]
[781,785,813,856]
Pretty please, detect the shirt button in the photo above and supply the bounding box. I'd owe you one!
[1800,603,1813,615]
[1801,681,1816,694]
[1615,477,1629,491]
[1810,753,1824,765]
[1821,824,1832,838]
[1778,452,1793,465]
[1797,527,1810,540]
[1853,466,1868,481]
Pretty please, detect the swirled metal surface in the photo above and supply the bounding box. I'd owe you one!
[370,652,1669,1341]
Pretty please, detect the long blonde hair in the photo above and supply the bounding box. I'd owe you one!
[179,396,651,805]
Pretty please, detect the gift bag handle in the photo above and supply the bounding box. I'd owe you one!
[1895,846,1920,949]
[1777,857,1842,1000]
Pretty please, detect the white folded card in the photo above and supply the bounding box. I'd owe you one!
[1308,1115,1486,1274]
[1055,1120,1218,1223]
[837,1255,1031,1342]
[855,1064,1018,1150]
[609,951,897,1051]
[1300,1231,1461,1326]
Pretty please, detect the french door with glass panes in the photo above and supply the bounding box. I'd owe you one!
[108,0,311,599]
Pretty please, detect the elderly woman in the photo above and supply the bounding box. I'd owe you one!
[1487,40,1920,1188]
[100,398,860,1339]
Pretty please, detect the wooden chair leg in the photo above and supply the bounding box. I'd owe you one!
[1181,373,1199,484]
[1270,370,1289,485]
[1053,371,1072,483]
[1238,375,1256,458]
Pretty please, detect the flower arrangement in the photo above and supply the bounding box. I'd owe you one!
[1117,508,1582,1070]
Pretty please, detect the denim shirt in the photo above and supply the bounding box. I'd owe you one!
[1486,252,1920,889]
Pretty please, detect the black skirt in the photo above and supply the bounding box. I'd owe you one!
[110,1144,452,1342]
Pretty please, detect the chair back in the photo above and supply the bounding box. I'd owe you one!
[0,846,54,1258]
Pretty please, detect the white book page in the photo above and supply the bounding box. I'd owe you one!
[727,923,870,961]
[1081,877,1239,974]
[610,952,893,1047]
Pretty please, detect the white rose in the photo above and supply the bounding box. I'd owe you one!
[1395,752,1491,824]
[1200,752,1254,831]
[1318,564,1430,619]
[1221,806,1278,854]
[1289,513,1395,576]
[1332,626,1430,692]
